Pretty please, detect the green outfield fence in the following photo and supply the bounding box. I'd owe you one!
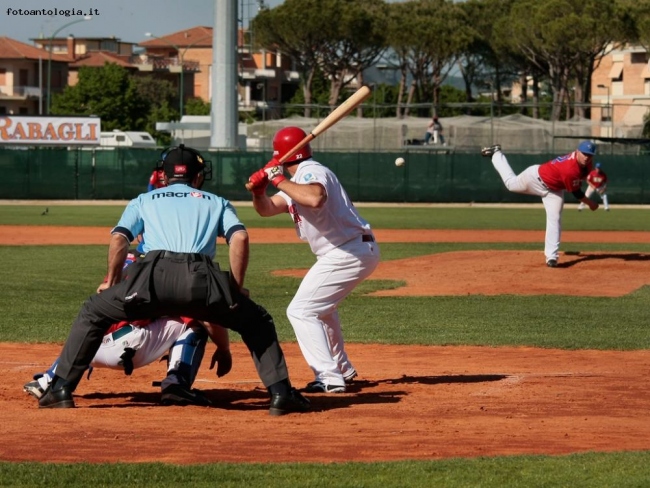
[1,146,649,203]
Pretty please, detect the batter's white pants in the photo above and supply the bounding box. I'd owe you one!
[287,236,380,387]
[491,152,564,262]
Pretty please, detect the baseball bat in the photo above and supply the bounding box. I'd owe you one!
[245,85,372,191]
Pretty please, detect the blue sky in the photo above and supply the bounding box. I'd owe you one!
[3,0,285,45]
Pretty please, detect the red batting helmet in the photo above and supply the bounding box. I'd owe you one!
[272,126,312,163]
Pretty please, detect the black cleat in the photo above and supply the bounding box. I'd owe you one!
[24,380,45,400]
[481,144,502,157]
[546,259,558,268]
[269,388,311,416]
[161,384,212,406]
[303,381,346,393]
[39,387,75,409]
[343,369,358,384]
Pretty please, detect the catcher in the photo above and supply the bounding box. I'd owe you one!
[578,163,609,211]
[24,251,232,406]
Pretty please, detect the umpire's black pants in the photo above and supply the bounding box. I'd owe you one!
[55,251,289,390]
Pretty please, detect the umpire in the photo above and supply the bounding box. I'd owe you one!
[38,144,310,416]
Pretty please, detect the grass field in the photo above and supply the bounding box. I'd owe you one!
[1,204,648,487]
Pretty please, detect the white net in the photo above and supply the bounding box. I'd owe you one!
[168,110,648,154]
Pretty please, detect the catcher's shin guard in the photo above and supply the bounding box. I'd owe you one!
[162,326,208,389]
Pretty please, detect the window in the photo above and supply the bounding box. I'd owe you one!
[100,40,117,52]
[139,134,153,141]
[116,135,126,142]
[631,52,648,64]
[608,62,623,81]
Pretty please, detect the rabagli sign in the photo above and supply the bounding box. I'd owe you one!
[0,116,100,145]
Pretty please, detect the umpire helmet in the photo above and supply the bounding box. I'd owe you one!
[273,126,312,163]
[159,144,212,181]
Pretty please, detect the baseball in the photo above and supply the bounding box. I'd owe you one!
[395,157,405,167]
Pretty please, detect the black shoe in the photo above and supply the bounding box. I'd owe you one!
[39,387,75,409]
[481,144,501,157]
[161,384,212,406]
[546,259,558,268]
[269,388,311,416]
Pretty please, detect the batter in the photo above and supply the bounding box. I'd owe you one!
[482,140,598,267]
[247,127,381,392]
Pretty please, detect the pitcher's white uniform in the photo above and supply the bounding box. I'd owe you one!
[486,142,594,265]
[277,159,380,389]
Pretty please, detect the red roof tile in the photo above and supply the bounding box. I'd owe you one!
[0,36,69,61]
[69,51,134,68]
[139,26,213,49]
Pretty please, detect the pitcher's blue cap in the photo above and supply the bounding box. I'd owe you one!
[577,140,596,155]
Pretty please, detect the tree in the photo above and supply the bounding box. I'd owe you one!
[132,75,179,144]
[314,0,389,108]
[184,98,211,116]
[251,0,328,117]
[51,64,148,131]
[385,0,473,117]
[504,0,622,121]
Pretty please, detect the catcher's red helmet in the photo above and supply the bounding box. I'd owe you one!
[272,126,312,163]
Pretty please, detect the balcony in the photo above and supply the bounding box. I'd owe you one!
[239,68,276,80]
[0,86,42,99]
[129,55,200,73]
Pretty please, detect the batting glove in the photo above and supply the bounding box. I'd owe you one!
[264,165,286,187]
[248,168,269,196]
[264,157,281,169]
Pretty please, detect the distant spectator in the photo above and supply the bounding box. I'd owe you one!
[424,116,445,145]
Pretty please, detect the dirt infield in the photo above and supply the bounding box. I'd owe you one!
[1,226,649,464]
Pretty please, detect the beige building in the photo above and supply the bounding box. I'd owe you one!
[0,26,300,118]
[0,37,69,115]
[591,44,650,137]
[139,26,300,117]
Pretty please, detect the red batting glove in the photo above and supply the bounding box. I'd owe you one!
[264,165,286,187]
[248,168,269,195]
[264,157,282,169]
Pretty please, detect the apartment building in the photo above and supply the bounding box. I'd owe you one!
[0,26,299,118]
[0,37,69,115]
[591,44,650,137]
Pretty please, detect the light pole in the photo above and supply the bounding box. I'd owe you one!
[597,83,611,137]
[145,32,211,117]
[46,15,92,114]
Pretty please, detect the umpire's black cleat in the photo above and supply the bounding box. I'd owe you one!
[481,144,502,157]
[38,386,75,409]
[269,388,311,416]
[161,384,213,406]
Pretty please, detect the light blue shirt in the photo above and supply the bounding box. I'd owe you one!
[112,183,245,259]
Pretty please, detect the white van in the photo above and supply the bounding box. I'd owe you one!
[100,130,157,148]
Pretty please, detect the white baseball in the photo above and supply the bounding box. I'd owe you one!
[395,157,405,167]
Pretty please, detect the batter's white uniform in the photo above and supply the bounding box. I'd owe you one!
[34,317,190,392]
[277,159,380,388]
